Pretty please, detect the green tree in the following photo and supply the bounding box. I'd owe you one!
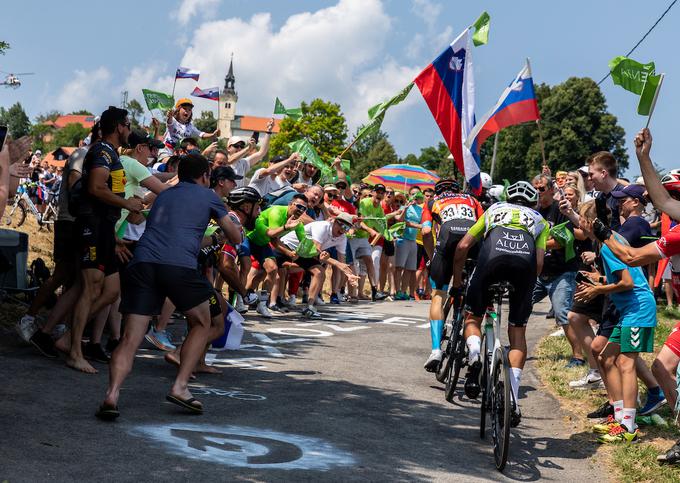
[400,153,419,165]
[353,138,398,182]
[478,77,627,182]
[0,102,31,138]
[270,98,348,162]
[69,109,93,116]
[417,142,451,171]
[53,123,89,147]
[35,110,63,123]
[0,41,9,55]
[125,100,144,129]
[351,125,387,162]
[194,111,217,133]
[30,123,56,151]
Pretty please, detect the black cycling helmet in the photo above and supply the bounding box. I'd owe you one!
[434,178,460,195]
[227,187,262,207]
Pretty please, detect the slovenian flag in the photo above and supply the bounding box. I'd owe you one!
[465,61,540,154]
[191,86,220,101]
[414,28,480,192]
[175,67,200,81]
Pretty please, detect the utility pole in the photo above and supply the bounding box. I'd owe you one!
[120,90,128,109]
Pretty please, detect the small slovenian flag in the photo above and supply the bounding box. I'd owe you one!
[190,86,220,101]
[175,67,200,81]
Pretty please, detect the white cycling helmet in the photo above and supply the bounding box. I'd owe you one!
[506,181,538,205]
[488,184,505,201]
[480,172,493,190]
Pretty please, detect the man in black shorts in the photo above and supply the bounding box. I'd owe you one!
[69,107,143,374]
[96,153,241,419]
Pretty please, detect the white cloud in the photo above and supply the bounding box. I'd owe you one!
[411,0,441,30]
[172,0,222,26]
[55,67,111,113]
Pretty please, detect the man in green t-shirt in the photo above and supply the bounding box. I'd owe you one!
[246,193,308,316]
[349,184,389,301]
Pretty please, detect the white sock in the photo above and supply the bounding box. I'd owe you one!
[621,408,637,432]
[466,335,481,362]
[613,400,624,422]
[509,367,523,402]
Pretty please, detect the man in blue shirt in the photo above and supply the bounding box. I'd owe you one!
[394,193,423,299]
[96,154,241,420]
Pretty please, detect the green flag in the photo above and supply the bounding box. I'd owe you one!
[142,89,175,111]
[472,11,490,46]
[550,221,575,261]
[355,82,414,143]
[273,97,302,120]
[384,222,406,242]
[609,56,656,95]
[296,236,319,258]
[637,73,663,116]
[288,139,325,171]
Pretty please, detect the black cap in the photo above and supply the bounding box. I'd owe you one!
[210,166,243,186]
[127,130,164,149]
[373,183,386,192]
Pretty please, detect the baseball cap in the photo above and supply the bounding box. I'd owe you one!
[373,183,386,192]
[35,149,42,155]
[210,166,243,185]
[324,184,339,192]
[227,136,246,147]
[127,130,164,149]
[577,165,589,174]
[175,98,193,109]
[610,184,646,202]
[335,180,348,190]
[335,212,355,227]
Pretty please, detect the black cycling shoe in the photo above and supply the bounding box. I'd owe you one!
[657,440,680,465]
[464,360,482,399]
[587,400,614,419]
[510,404,522,428]
[83,342,110,364]
[29,330,58,358]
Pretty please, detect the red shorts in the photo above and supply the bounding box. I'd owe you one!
[664,321,680,358]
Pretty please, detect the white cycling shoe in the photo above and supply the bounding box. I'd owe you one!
[424,349,443,372]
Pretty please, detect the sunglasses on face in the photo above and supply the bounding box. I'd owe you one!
[326,193,337,200]
[294,203,307,211]
[338,222,352,232]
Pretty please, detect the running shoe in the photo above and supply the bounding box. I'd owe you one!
[330,294,341,305]
[145,326,177,351]
[268,303,289,314]
[549,327,565,337]
[302,307,322,319]
[639,390,667,416]
[657,440,680,465]
[569,371,604,390]
[16,315,37,343]
[371,287,388,302]
[464,360,482,399]
[234,294,248,314]
[256,301,273,318]
[565,357,586,368]
[587,401,614,419]
[315,296,326,305]
[286,295,297,307]
[29,330,58,358]
[83,342,110,363]
[597,424,638,444]
[424,349,442,372]
[592,415,619,434]
[243,291,259,306]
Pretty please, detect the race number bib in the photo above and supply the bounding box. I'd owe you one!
[439,203,476,223]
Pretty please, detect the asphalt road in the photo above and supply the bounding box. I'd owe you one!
[0,298,602,481]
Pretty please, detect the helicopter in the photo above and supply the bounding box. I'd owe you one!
[1,71,35,89]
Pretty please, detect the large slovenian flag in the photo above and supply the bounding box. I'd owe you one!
[175,67,200,81]
[414,28,481,192]
[465,61,540,154]
[191,86,220,101]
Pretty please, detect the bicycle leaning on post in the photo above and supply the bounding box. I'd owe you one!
[2,183,58,231]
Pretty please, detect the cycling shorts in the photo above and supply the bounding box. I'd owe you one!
[465,227,536,327]
[429,221,477,291]
[77,215,118,275]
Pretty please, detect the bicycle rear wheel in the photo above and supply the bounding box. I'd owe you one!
[479,334,489,439]
[445,313,465,401]
[3,200,27,228]
[491,346,511,471]
[436,299,455,383]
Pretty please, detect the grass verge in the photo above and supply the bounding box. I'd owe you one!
[535,309,680,482]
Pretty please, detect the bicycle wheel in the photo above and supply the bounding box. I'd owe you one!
[491,346,511,471]
[444,314,464,401]
[3,200,26,228]
[479,334,488,439]
[436,300,455,383]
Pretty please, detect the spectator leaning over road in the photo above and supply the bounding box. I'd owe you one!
[226,119,275,186]
[248,153,300,197]
[96,153,241,420]
[68,106,143,374]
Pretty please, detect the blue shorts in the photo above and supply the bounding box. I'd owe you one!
[250,242,275,263]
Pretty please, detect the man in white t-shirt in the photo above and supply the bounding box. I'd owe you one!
[227,118,275,187]
[249,153,300,196]
[296,159,318,185]
[278,213,358,318]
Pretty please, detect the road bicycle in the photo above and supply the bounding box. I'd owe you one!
[479,281,515,472]
[3,184,58,231]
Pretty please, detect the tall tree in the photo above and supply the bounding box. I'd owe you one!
[270,98,348,162]
[353,138,398,182]
[0,102,31,138]
[194,111,217,134]
[0,41,9,55]
[125,100,144,129]
[478,77,627,181]
[351,125,387,162]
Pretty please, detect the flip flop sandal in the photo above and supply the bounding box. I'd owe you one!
[166,394,203,414]
[95,404,120,421]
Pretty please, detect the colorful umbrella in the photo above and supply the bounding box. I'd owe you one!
[363,164,440,192]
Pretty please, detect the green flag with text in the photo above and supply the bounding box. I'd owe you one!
[472,11,491,46]
[142,89,175,111]
[609,56,656,95]
[637,73,662,116]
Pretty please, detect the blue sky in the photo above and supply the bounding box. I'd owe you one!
[1,0,677,178]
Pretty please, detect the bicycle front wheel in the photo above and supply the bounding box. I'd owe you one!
[491,347,511,472]
[3,200,27,228]
[479,334,488,439]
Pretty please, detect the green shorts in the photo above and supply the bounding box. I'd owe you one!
[609,326,655,353]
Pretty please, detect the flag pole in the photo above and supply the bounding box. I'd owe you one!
[490,132,499,179]
[339,136,359,159]
[171,73,178,100]
[645,73,664,129]
[536,119,547,169]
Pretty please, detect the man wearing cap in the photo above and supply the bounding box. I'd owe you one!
[278,213,359,317]
[226,118,275,186]
[164,98,219,152]
[210,165,242,199]
[611,184,654,248]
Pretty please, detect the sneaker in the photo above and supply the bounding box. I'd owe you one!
[592,415,619,434]
[286,295,297,307]
[269,303,288,313]
[29,330,58,358]
[315,296,326,305]
[566,357,586,368]
[371,287,388,302]
[243,291,259,306]
[83,342,110,364]
[16,315,38,343]
[587,401,614,419]
[569,371,604,390]
[105,338,119,354]
[234,294,248,314]
[464,360,482,399]
[510,404,522,428]
[549,327,565,337]
[657,440,680,465]
[424,349,443,372]
[330,294,341,305]
[145,326,177,351]
[302,307,322,319]
[639,390,667,416]
[385,294,395,302]
[256,301,273,318]
[597,424,639,444]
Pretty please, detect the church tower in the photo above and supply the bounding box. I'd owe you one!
[218,54,238,140]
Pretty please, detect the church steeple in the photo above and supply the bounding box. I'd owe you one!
[223,53,237,100]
